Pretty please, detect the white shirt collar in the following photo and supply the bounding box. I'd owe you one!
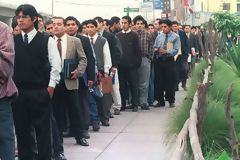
[122,29,131,33]
[88,33,98,44]
[21,28,37,44]
[54,33,67,42]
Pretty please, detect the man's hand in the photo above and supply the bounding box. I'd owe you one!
[71,70,78,80]
[47,86,55,99]
[0,79,4,87]
[88,80,94,87]
[159,48,167,55]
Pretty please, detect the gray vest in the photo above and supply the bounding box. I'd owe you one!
[92,36,106,71]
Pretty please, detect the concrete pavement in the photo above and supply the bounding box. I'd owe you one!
[64,89,187,160]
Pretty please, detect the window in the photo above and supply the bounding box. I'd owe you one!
[237,4,240,12]
[223,3,230,11]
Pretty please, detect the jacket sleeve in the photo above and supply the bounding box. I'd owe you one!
[75,38,87,77]
[81,37,95,81]
[110,34,121,68]
[0,24,15,81]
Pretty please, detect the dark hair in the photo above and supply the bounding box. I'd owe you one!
[77,24,83,33]
[38,13,43,19]
[155,18,162,25]
[132,15,145,25]
[93,16,104,23]
[161,19,172,27]
[103,19,110,26]
[82,20,88,26]
[15,4,39,30]
[191,26,197,29]
[44,19,53,29]
[65,16,80,27]
[122,16,131,24]
[11,16,18,29]
[148,24,154,27]
[144,20,148,29]
[52,16,66,26]
[172,21,179,25]
[85,19,98,28]
[110,16,120,26]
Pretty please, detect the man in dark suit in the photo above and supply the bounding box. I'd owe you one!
[52,17,87,147]
[65,16,95,141]
[184,25,199,72]
[172,21,189,91]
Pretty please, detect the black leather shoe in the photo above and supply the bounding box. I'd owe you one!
[110,112,114,118]
[76,137,89,146]
[149,103,154,107]
[154,102,165,107]
[82,131,90,139]
[132,106,138,112]
[101,120,110,126]
[55,153,67,160]
[92,122,100,131]
[120,107,125,111]
[141,104,150,110]
[169,103,176,108]
[114,108,120,115]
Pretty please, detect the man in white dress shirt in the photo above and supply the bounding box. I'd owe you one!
[12,4,61,160]
[86,19,112,127]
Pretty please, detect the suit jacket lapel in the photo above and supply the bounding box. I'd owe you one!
[66,35,73,59]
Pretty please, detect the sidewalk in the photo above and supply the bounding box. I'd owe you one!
[64,89,187,160]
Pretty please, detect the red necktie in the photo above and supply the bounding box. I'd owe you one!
[57,38,62,58]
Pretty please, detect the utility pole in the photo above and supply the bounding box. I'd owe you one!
[52,0,54,16]
[152,0,155,20]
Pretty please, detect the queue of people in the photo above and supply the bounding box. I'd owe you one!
[0,3,204,160]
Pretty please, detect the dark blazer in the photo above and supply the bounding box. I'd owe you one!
[186,32,199,54]
[178,30,189,60]
[76,34,95,84]
[102,31,121,68]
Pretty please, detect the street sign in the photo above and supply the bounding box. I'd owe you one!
[140,2,153,12]
[124,8,139,12]
[154,0,164,10]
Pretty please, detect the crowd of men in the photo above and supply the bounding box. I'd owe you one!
[0,3,205,160]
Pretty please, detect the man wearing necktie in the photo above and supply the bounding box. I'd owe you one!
[86,19,112,128]
[51,17,87,149]
[13,4,61,160]
[93,16,122,116]
[153,19,180,108]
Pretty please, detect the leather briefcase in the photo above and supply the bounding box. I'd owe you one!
[100,76,113,94]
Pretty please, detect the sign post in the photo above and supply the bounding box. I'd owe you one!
[124,7,139,16]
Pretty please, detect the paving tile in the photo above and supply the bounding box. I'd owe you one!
[63,88,187,160]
